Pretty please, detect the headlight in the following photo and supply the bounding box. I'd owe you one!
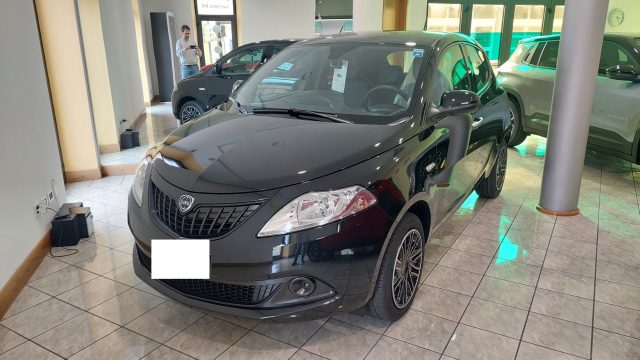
[257,185,377,237]
[132,156,152,207]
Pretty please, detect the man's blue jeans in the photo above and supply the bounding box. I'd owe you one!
[181,64,198,79]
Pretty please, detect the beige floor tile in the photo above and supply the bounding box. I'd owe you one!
[551,224,598,244]
[253,318,327,348]
[411,285,470,322]
[385,310,455,353]
[530,288,593,326]
[291,350,326,360]
[57,277,129,310]
[165,315,248,359]
[516,342,583,360]
[141,345,193,360]
[538,268,594,299]
[594,302,640,339]
[32,313,118,358]
[218,331,297,360]
[597,245,640,269]
[0,299,83,339]
[207,311,258,330]
[439,249,492,274]
[495,241,547,267]
[0,326,26,354]
[504,229,551,250]
[74,250,132,275]
[592,329,640,360]
[522,313,591,358]
[595,279,640,311]
[29,257,69,282]
[89,288,165,325]
[91,228,134,249]
[0,341,62,360]
[461,221,508,241]
[543,252,595,278]
[102,263,142,287]
[69,328,159,360]
[1,287,50,320]
[424,244,448,264]
[510,218,554,236]
[135,282,169,299]
[428,230,459,247]
[330,311,390,334]
[597,231,640,252]
[486,261,541,286]
[50,240,110,265]
[450,235,500,257]
[596,261,640,288]
[549,237,597,259]
[365,336,440,360]
[124,301,204,343]
[444,324,519,360]
[424,265,482,296]
[461,298,528,338]
[28,267,98,296]
[474,276,535,310]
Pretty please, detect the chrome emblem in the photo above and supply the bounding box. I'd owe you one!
[178,195,195,213]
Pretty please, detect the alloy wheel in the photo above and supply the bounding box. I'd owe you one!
[391,228,423,309]
[496,146,508,191]
[181,105,202,123]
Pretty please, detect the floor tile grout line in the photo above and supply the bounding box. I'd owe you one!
[591,162,602,360]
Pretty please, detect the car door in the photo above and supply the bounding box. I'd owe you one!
[524,40,559,135]
[426,43,483,223]
[590,40,640,154]
[207,45,268,108]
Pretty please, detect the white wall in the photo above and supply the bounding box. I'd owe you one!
[142,0,195,97]
[406,0,426,31]
[606,0,640,33]
[238,0,315,45]
[99,0,145,133]
[352,0,383,32]
[0,0,66,287]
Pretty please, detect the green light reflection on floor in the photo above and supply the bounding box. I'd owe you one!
[496,215,517,264]
[460,191,480,210]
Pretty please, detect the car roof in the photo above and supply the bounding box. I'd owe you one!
[243,39,301,47]
[520,33,640,44]
[297,31,474,47]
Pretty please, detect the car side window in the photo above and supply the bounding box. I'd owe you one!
[220,46,267,76]
[464,45,492,92]
[529,42,546,66]
[538,41,559,69]
[599,41,639,76]
[431,44,472,106]
[271,44,289,56]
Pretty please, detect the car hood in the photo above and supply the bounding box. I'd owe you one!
[154,110,410,193]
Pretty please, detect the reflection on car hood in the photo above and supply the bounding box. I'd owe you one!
[154,110,410,193]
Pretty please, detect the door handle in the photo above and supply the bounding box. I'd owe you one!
[472,116,484,129]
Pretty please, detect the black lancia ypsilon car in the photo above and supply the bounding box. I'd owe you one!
[129,31,509,321]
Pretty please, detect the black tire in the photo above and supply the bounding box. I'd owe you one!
[477,144,507,199]
[507,97,527,147]
[179,100,204,124]
[369,212,424,321]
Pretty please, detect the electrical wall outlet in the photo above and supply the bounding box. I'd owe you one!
[47,191,55,204]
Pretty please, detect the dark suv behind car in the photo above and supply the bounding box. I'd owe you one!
[171,39,297,123]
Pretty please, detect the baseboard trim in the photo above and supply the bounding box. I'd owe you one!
[99,143,120,154]
[101,163,138,176]
[144,95,160,107]
[0,230,51,319]
[131,108,147,130]
[65,169,102,183]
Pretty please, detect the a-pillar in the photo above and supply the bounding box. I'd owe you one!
[538,0,609,216]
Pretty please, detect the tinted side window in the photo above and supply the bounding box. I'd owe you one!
[431,45,472,105]
[529,41,545,66]
[539,41,559,68]
[464,45,492,92]
[220,46,267,75]
[599,41,639,75]
[272,44,289,56]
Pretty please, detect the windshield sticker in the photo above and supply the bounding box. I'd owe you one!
[278,62,293,71]
[412,49,424,58]
[331,60,348,93]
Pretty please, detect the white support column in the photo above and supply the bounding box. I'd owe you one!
[538,0,609,215]
[352,0,383,32]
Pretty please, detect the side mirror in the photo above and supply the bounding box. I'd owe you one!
[231,80,244,94]
[439,90,481,115]
[606,65,640,82]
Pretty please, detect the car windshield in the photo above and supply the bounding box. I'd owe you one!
[233,43,427,125]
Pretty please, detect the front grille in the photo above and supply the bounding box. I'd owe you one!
[137,248,280,305]
[151,182,261,239]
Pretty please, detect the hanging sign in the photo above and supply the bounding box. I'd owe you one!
[197,0,234,16]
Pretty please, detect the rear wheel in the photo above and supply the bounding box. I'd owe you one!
[507,97,527,147]
[477,144,507,199]
[369,213,424,321]
[179,100,204,124]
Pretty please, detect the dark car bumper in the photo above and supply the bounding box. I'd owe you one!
[127,173,395,320]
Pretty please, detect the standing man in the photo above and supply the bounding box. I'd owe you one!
[176,25,202,80]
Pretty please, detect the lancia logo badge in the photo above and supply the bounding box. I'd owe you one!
[178,195,195,213]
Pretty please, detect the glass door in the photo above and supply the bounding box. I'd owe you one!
[510,5,545,54]
[470,4,505,65]
[426,3,463,32]
[199,20,235,66]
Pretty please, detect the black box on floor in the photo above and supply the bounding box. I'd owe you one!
[70,207,94,238]
[51,213,83,247]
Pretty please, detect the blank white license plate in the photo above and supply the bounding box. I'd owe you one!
[151,239,210,279]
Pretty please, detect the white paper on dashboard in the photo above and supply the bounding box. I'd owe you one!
[331,59,348,93]
[151,239,210,279]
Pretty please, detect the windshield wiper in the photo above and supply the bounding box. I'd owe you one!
[228,97,248,114]
[252,107,352,124]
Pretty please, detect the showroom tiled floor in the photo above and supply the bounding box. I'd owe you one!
[2,135,640,359]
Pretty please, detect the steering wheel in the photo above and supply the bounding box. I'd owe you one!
[363,85,409,113]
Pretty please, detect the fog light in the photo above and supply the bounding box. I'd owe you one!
[289,277,316,296]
